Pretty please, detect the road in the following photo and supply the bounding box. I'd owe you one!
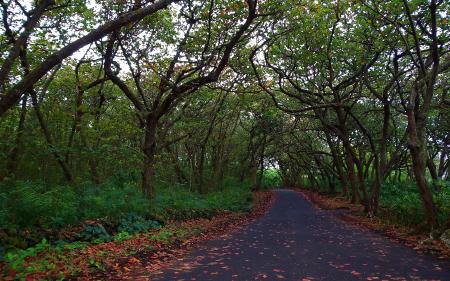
[149,189,450,280]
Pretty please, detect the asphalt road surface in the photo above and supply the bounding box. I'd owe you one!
[150,189,450,281]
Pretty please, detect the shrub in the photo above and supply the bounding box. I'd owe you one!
[77,224,111,242]
[117,214,161,234]
[113,231,132,242]
[0,179,152,231]
[0,181,78,229]
[260,169,282,189]
[150,182,252,221]
[379,181,450,227]
[0,177,252,252]
[434,181,450,225]
[4,239,50,272]
[78,182,150,222]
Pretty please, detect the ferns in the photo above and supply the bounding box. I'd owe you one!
[78,182,150,222]
[0,177,252,251]
[0,181,78,229]
[0,180,151,230]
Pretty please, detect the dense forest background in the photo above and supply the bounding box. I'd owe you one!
[0,0,449,269]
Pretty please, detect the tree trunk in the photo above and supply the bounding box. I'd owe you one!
[407,86,438,230]
[410,146,438,229]
[196,145,208,193]
[2,93,28,180]
[212,152,225,191]
[255,135,266,190]
[356,159,368,203]
[336,154,349,197]
[30,90,73,183]
[165,145,187,184]
[325,133,349,197]
[142,115,158,198]
[345,151,360,204]
[367,99,390,215]
[335,108,361,203]
[249,161,258,189]
[427,156,438,182]
[79,130,101,184]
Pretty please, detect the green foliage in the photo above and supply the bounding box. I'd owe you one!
[113,231,132,242]
[148,230,174,244]
[0,177,252,254]
[0,180,78,229]
[117,214,161,234]
[260,169,282,189]
[78,180,151,223]
[4,239,50,272]
[150,182,252,221]
[77,224,111,242]
[379,182,450,227]
[0,172,152,230]
[434,182,450,224]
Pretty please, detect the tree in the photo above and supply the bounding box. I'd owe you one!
[103,0,259,197]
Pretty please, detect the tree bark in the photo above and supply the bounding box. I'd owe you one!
[165,145,187,184]
[2,94,28,180]
[325,133,349,197]
[255,134,267,190]
[30,91,73,183]
[142,115,158,198]
[407,86,438,230]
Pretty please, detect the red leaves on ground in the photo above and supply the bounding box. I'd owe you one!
[299,190,362,212]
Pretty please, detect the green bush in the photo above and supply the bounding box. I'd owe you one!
[79,182,151,222]
[434,181,450,224]
[77,224,111,242]
[260,169,282,189]
[0,177,252,252]
[117,214,161,234]
[0,176,155,230]
[379,181,450,227]
[113,231,132,242]
[0,180,78,229]
[4,239,50,272]
[151,182,252,221]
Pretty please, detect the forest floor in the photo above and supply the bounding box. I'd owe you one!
[123,189,450,281]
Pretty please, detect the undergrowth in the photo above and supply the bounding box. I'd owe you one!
[0,174,253,272]
[300,178,450,229]
[379,181,450,228]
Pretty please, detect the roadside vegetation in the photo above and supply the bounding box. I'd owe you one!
[0,177,262,279]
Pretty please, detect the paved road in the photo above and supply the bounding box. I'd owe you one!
[150,189,450,280]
